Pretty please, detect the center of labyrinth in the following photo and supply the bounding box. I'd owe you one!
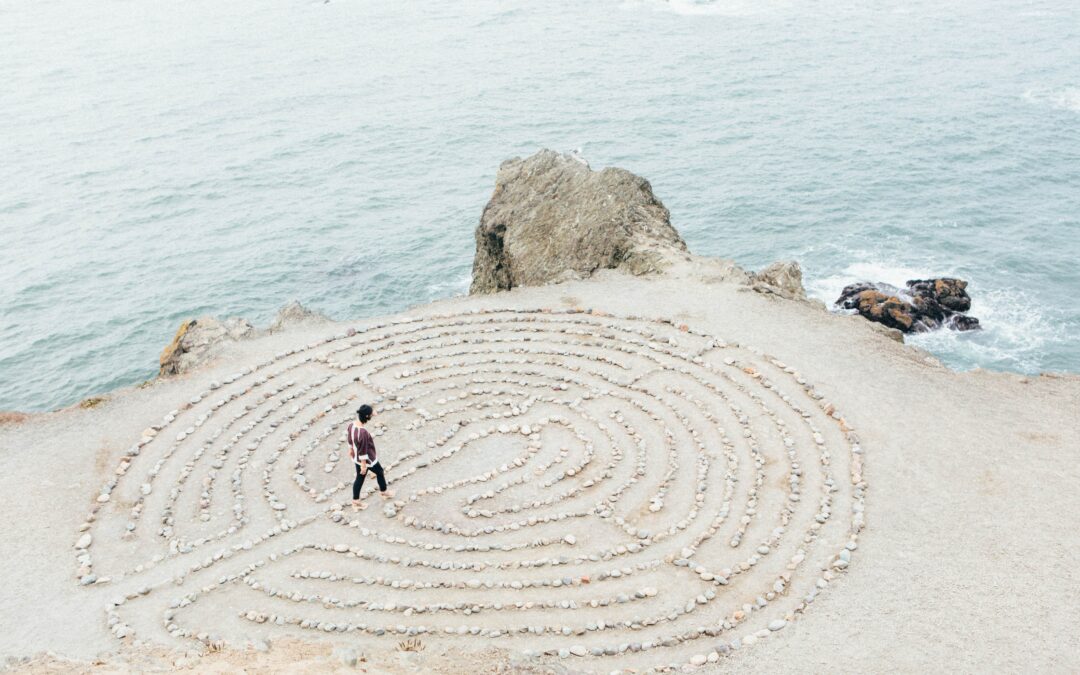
[76,309,867,671]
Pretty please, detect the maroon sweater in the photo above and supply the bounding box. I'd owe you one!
[347,423,377,465]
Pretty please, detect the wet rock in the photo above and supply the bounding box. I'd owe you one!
[947,314,981,331]
[908,278,972,312]
[836,278,980,334]
[470,149,689,294]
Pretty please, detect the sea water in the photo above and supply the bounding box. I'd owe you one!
[1,0,1077,411]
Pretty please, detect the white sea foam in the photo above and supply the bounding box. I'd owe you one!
[626,0,759,17]
[805,261,942,308]
[426,272,472,297]
[907,305,1058,374]
[1023,87,1080,113]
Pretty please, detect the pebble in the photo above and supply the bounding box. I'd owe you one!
[334,647,358,667]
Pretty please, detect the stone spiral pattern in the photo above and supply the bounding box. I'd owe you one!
[74,309,867,672]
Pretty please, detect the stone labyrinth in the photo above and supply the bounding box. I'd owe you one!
[75,309,867,672]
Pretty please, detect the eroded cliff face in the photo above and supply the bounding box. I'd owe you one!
[158,316,255,377]
[469,150,690,294]
[159,301,328,377]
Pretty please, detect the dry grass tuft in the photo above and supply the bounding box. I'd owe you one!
[397,637,425,652]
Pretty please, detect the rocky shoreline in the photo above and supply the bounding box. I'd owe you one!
[1,150,1078,674]
[144,151,917,397]
[0,150,1029,422]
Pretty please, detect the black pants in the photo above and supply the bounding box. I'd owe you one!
[353,462,387,499]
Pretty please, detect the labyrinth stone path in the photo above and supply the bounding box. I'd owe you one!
[74,308,867,672]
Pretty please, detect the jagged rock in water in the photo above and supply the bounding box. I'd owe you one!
[907,278,972,312]
[836,278,980,333]
[749,260,807,300]
[470,149,689,294]
[159,316,255,376]
[269,300,330,334]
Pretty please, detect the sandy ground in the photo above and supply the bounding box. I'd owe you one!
[8,640,537,674]
[1,257,1078,674]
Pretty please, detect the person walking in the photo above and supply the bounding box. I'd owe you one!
[347,404,393,510]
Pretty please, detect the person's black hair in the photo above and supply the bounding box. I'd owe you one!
[357,404,373,424]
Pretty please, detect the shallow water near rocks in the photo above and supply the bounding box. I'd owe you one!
[1,0,1078,411]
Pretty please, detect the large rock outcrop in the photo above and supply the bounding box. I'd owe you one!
[470,150,689,294]
[836,278,980,333]
[159,316,255,376]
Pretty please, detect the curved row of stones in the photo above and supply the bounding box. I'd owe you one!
[77,308,867,672]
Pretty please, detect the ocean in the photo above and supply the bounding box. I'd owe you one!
[1,0,1077,412]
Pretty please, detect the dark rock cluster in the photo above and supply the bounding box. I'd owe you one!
[836,278,981,333]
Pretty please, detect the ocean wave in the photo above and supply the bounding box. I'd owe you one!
[804,261,940,307]
[627,0,759,17]
[426,272,472,297]
[1023,87,1080,114]
[907,287,1065,373]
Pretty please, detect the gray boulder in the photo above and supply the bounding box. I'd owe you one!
[159,316,254,377]
[268,300,329,334]
[470,149,689,294]
[749,260,807,300]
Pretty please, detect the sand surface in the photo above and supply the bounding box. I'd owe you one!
[2,259,1078,673]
